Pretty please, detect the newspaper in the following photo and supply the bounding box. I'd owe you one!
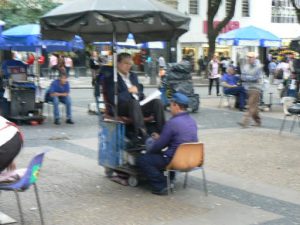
[139,89,161,106]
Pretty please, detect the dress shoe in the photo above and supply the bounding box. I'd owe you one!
[131,136,145,147]
[54,119,61,125]
[151,187,168,196]
[239,108,246,112]
[66,119,74,124]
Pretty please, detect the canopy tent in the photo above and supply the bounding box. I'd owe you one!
[139,42,166,49]
[1,24,84,52]
[40,0,190,43]
[217,26,281,47]
[93,33,138,48]
[40,0,190,114]
[93,33,166,49]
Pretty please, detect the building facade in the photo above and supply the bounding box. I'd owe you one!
[174,0,300,64]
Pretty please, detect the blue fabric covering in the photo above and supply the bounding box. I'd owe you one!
[217,26,281,47]
[1,24,84,52]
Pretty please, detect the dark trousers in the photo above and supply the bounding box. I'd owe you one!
[118,98,165,135]
[137,153,171,191]
[209,78,220,95]
[224,86,247,110]
[0,132,23,172]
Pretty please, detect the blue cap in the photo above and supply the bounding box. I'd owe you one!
[171,93,189,105]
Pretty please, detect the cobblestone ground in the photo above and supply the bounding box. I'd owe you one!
[1,88,299,225]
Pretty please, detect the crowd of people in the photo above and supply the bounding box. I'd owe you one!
[1,49,300,197]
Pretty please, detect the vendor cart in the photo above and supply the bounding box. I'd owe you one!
[1,59,44,124]
[40,0,191,186]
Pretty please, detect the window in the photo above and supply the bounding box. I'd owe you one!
[225,0,233,15]
[189,0,198,15]
[271,0,299,23]
[242,0,250,17]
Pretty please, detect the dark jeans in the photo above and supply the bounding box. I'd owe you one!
[137,153,171,191]
[224,86,247,110]
[0,132,23,172]
[209,78,220,95]
[118,98,165,135]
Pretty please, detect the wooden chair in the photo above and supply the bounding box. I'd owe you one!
[164,142,208,195]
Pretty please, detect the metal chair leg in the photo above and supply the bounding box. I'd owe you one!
[279,115,287,134]
[34,184,45,225]
[290,115,297,132]
[218,95,223,108]
[202,168,208,196]
[227,96,232,108]
[14,191,25,225]
[183,172,188,188]
[165,170,171,195]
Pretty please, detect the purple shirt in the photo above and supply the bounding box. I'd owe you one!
[149,112,198,158]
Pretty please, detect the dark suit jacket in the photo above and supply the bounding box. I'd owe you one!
[100,66,143,106]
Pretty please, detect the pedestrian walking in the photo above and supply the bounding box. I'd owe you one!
[89,51,102,86]
[208,54,221,96]
[64,55,73,77]
[238,52,263,128]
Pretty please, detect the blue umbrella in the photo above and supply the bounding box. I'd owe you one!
[217,26,281,47]
[1,24,84,51]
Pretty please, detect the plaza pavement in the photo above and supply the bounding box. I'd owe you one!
[1,77,300,225]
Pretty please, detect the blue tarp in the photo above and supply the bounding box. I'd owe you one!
[217,26,281,47]
[94,33,165,49]
[1,24,84,52]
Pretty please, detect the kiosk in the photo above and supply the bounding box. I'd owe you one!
[1,59,44,123]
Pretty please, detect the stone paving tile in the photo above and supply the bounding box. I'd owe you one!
[0,147,285,225]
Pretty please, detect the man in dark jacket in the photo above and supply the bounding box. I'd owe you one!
[106,53,165,143]
[137,93,198,195]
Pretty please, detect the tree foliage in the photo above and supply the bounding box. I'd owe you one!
[0,0,60,29]
[207,0,237,60]
[290,0,300,23]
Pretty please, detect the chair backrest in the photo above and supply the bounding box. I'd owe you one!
[166,142,204,171]
[10,151,48,191]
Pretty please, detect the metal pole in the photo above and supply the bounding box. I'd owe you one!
[14,191,25,225]
[112,27,118,118]
[150,60,157,85]
[34,184,45,225]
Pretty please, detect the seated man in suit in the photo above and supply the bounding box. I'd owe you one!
[105,53,165,144]
[221,65,247,111]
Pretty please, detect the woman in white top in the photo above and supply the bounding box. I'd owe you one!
[0,116,23,172]
[208,54,221,96]
[276,58,291,81]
